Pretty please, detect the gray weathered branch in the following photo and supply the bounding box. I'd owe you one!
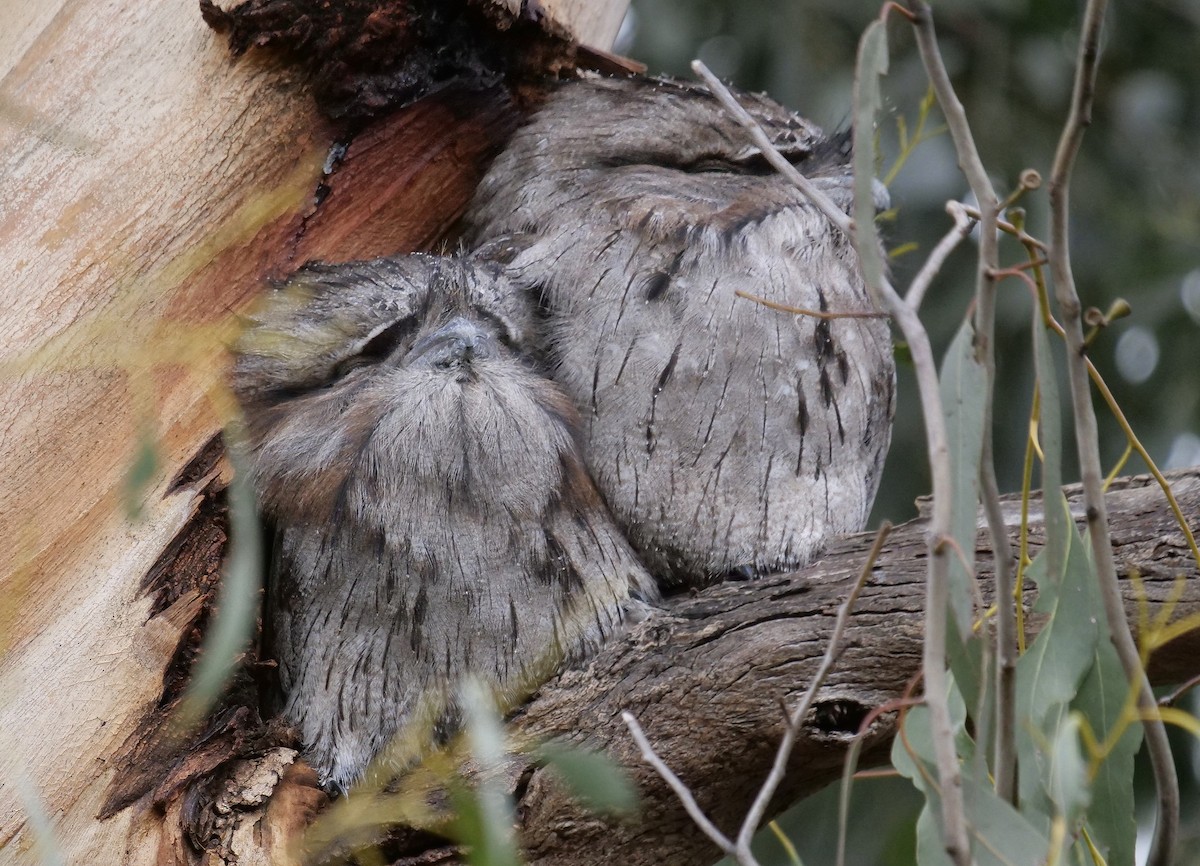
[497,469,1200,866]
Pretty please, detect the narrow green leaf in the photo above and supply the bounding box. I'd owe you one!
[939,321,988,640]
[892,708,954,866]
[914,805,956,866]
[1032,311,1067,578]
[1014,699,1065,839]
[1047,714,1090,829]
[1015,527,1104,834]
[939,326,994,775]
[456,680,520,866]
[892,680,970,796]
[14,772,65,866]
[945,617,986,738]
[449,782,521,866]
[891,706,932,791]
[945,620,1000,796]
[123,427,159,519]
[897,703,1051,866]
[177,433,262,723]
[852,18,889,290]
[1074,640,1142,866]
[1016,529,1102,732]
[533,742,638,816]
[961,774,1053,866]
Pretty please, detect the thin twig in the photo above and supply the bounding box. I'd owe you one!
[963,206,1048,251]
[1085,358,1200,567]
[983,456,1018,807]
[904,201,975,310]
[1159,673,1200,708]
[873,267,969,866]
[694,55,969,865]
[907,0,1018,808]
[735,523,892,858]
[621,712,740,860]
[691,61,853,238]
[1046,1,1179,863]
[735,289,889,319]
[862,19,975,857]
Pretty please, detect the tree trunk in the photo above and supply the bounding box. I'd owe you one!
[0,2,625,863]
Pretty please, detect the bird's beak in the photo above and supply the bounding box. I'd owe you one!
[405,316,496,369]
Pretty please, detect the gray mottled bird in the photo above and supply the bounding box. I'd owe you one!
[465,75,896,584]
[231,254,656,789]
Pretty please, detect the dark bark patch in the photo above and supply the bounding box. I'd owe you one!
[167,432,225,493]
[808,698,871,739]
[201,0,576,124]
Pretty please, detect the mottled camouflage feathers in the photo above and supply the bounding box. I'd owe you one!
[466,76,896,583]
[232,254,656,788]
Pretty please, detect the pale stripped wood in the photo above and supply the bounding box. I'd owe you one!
[0,3,324,862]
[0,0,628,862]
[538,0,630,48]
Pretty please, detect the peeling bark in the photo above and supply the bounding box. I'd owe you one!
[0,1,621,863]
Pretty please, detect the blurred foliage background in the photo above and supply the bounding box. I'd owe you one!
[619,1,1200,863]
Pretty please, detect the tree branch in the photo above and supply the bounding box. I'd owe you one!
[470,469,1200,866]
[98,464,1200,866]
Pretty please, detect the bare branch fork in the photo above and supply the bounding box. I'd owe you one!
[904,0,1019,812]
[693,52,971,864]
[1046,0,1180,862]
[904,201,974,310]
[622,524,890,865]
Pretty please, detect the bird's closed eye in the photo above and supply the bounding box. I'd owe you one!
[471,308,520,351]
[332,314,419,377]
[679,151,793,176]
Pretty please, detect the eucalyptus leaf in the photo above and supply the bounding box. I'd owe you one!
[1015,525,1105,840]
[1032,310,1067,578]
[14,771,64,866]
[449,781,521,866]
[1074,639,1142,866]
[945,617,987,753]
[1047,714,1090,830]
[123,427,159,520]
[939,320,988,640]
[898,705,1052,866]
[534,742,638,816]
[1016,528,1102,732]
[892,705,934,791]
[961,773,1052,866]
[892,684,969,791]
[852,17,888,291]
[914,805,956,866]
[177,435,261,723]
[1014,700,1066,838]
[456,680,520,866]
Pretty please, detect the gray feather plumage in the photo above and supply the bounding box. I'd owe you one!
[231,254,656,788]
[465,76,896,582]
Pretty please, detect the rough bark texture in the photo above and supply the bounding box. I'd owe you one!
[106,469,1200,866]
[500,469,1200,866]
